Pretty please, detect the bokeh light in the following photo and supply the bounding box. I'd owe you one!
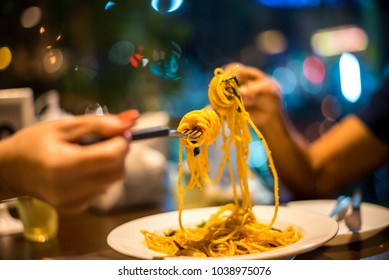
[272,67,297,94]
[255,30,287,55]
[108,41,135,66]
[150,41,183,80]
[287,59,303,75]
[248,140,268,169]
[300,74,323,94]
[257,0,322,7]
[303,56,326,84]
[319,118,336,135]
[321,95,342,121]
[311,25,368,57]
[129,46,148,68]
[0,47,12,71]
[151,0,184,13]
[339,52,361,103]
[75,56,99,80]
[105,1,116,10]
[20,6,42,28]
[150,53,181,80]
[43,48,63,73]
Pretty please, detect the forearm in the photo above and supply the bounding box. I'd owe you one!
[261,115,389,198]
[259,112,319,198]
[308,115,389,194]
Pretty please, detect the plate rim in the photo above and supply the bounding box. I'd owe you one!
[107,205,339,260]
[286,199,389,246]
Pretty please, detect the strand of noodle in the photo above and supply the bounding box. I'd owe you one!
[177,140,186,231]
[211,226,240,244]
[247,117,279,227]
[226,156,239,205]
[208,68,256,212]
[177,108,220,232]
[223,71,279,228]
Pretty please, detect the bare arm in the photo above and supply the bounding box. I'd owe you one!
[225,63,389,198]
[307,115,389,196]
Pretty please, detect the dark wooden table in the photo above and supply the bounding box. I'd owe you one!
[1,201,388,260]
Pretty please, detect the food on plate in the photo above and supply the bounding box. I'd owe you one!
[142,66,302,257]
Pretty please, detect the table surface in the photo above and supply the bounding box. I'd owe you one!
[1,201,388,260]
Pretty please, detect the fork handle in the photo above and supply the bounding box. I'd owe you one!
[78,126,171,145]
[131,126,170,140]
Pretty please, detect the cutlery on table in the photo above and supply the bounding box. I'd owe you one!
[329,195,351,221]
[345,188,362,233]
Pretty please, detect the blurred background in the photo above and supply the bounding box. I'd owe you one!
[1,0,389,207]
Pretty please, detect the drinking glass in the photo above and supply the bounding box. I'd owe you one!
[16,196,58,243]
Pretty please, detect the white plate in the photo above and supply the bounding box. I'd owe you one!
[107,205,338,260]
[286,200,389,246]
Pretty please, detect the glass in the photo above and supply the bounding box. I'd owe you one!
[0,201,23,235]
[16,196,58,243]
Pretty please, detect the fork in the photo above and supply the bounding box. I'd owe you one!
[329,195,351,221]
[131,126,202,141]
[78,126,202,145]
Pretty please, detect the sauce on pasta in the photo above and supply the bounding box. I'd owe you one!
[142,66,301,257]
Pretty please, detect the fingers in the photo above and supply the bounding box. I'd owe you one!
[73,136,129,174]
[61,110,139,142]
[46,165,125,215]
[242,76,280,96]
[238,74,280,109]
[225,63,267,83]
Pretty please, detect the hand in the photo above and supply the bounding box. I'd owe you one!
[224,63,283,130]
[0,110,138,214]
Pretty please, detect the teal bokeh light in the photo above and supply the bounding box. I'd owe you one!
[151,0,184,13]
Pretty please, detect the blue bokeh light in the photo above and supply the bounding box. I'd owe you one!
[257,0,321,8]
[248,140,268,169]
[256,0,344,8]
[104,1,116,11]
[151,0,184,13]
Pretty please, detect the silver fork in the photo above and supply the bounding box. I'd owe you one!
[78,126,202,145]
[132,126,202,141]
[329,195,351,221]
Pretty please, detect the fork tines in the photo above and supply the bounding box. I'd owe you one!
[181,128,203,139]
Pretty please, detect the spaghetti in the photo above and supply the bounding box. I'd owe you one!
[175,108,221,230]
[142,66,301,257]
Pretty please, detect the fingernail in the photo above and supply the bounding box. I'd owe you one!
[118,110,139,123]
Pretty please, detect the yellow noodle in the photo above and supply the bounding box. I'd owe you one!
[141,66,301,257]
